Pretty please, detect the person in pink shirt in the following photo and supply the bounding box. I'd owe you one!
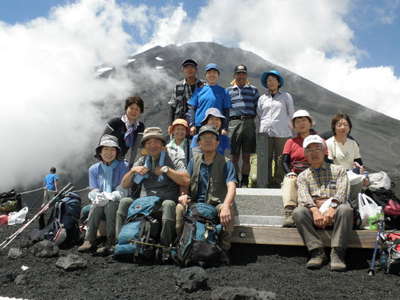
[281,110,322,227]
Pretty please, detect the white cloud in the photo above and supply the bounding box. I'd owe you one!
[0,0,139,190]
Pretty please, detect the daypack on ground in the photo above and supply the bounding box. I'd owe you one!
[0,189,22,214]
[114,196,161,261]
[174,202,224,267]
[30,192,81,248]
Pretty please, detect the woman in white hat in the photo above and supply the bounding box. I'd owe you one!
[78,134,129,255]
[281,110,319,227]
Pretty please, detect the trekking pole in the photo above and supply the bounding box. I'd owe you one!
[129,239,172,249]
[0,183,73,249]
[368,216,385,276]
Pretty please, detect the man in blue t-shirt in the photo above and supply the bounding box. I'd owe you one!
[176,125,237,252]
[188,63,231,136]
[43,167,59,203]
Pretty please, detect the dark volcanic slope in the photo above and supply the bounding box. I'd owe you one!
[126,42,400,190]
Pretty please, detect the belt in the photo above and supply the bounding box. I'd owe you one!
[229,115,255,121]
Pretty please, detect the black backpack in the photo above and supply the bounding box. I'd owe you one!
[174,203,225,267]
[0,189,22,214]
[31,192,81,248]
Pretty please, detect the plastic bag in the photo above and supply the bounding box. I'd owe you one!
[358,193,381,229]
[368,171,391,191]
[347,170,365,186]
[8,206,28,225]
[319,198,332,215]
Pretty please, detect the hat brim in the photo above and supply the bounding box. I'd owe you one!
[260,72,284,89]
[141,135,166,146]
[198,130,219,140]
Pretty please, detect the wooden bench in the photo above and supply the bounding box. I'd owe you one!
[232,225,377,248]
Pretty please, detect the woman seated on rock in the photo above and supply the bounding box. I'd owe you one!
[281,110,319,227]
[166,118,191,165]
[190,107,230,156]
[326,113,366,203]
[78,135,129,255]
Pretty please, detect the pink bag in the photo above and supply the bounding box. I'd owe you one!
[0,214,8,225]
[384,199,400,216]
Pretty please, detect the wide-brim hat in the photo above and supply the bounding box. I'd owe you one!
[201,107,226,125]
[168,118,189,135]
[141,127,166,146]
[260,70,284,88]
[292,109,315,126]
[96,134,120,152]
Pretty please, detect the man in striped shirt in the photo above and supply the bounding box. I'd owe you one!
[226,65,259,187]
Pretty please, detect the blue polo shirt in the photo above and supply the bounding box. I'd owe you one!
[44,174,59,191]
[187,156,237,203]
[190,134,230,156]
[188,85,231,127]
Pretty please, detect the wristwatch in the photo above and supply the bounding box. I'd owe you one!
[330,200,338,208]
[161,166,169,174]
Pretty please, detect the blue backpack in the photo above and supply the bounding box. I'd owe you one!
[114,196,162,260]
[175,202,224,267]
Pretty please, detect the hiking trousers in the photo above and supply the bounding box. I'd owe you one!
[281,175,298,208]
[293,204,353,251]
[86,201,119,245]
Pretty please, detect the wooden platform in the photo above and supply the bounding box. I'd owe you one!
[232,225,377,249]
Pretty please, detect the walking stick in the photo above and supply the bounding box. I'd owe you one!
[368,216,385,276]
[0,183,74,249]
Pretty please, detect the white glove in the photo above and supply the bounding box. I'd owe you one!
[88,189,100,202]
[93,193,109,207]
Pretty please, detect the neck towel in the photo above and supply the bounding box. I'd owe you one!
[134,151,166,184]
[122,114,138,147]
[100,160,119,192]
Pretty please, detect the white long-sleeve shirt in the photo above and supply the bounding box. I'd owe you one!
[257,90,294,137]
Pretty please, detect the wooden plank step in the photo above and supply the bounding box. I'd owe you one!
[231,225,378,249]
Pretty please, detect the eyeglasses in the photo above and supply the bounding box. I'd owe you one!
[305,146,323,153]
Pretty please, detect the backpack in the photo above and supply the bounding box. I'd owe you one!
[174,203,224,267]
[114,196,162,262]
[30,192,81,248]
[0,189,22,214]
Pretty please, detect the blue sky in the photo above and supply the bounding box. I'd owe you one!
[0,0,399,76]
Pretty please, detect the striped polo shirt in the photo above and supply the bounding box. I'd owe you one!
[226,84,260,118]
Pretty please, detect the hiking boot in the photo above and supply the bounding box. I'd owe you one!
[96,239,114,256]
[330,247,347,272]
[306,248,327,269]
[96,245,113,256]
[161,248,171,264]
[78,240,95,252]
[282,207,296,228]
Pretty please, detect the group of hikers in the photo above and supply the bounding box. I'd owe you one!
[45,58,370,272]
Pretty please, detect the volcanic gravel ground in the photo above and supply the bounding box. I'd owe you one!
[1,193,399,299]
